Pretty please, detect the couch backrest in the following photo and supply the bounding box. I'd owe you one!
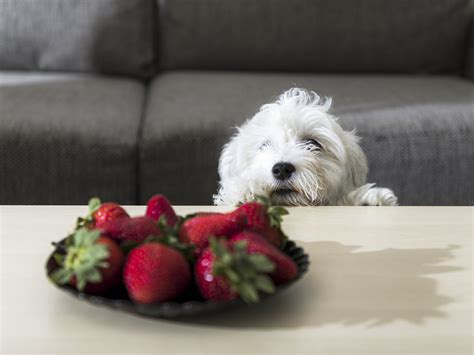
[0,0,155,78]
[157,0,472,74]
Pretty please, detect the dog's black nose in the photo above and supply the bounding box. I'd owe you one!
[272,162,295,180]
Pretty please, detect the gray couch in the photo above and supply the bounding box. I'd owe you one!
[1,0,473,206]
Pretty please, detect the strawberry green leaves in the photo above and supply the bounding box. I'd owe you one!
[267,206,289,228]
[88,197,102,214]
[50,268,74,285]
[254,195,289,228]
[145,233,196,262]
[75,197,102,230]
[209,238,276,303]
[49,228,110,291]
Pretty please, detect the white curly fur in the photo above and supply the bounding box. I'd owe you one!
[214,88,397,206]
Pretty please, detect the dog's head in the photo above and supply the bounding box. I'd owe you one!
[215,88,367,206]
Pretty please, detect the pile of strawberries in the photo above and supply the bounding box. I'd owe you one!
[50,195,298,304]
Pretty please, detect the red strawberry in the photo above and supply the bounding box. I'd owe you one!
[93,203,129,229]
[50,229,124,294]
[230,231,297,285]
[195,238,276,303]
[76,197,129,230]
[145,194,178,226]
[123,243,191,304]
[195,247,237,302]
[100,216,161,243]
[179,213,246,254]
[233,198,288,247]
[260,226,285,247]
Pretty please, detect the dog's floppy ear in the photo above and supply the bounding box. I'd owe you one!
[343,130,368,187]
[218,134,239,182]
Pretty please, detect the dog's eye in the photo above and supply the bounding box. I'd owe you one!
[302,138,322,151]
[259,140,271,150]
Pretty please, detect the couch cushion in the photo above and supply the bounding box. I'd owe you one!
[466,16,474,79]
[0,0,155,78]
[140,72,473,205]
[158,0,471,74]
[0,72,144,204]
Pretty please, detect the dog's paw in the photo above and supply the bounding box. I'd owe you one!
[348,184,398,206]
[361,187,398,206]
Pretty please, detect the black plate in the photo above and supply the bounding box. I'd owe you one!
[46,240,310,319]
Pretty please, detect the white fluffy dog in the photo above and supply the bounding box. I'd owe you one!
[214,88,398,206]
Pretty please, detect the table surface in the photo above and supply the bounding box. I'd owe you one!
[1,206,472,355]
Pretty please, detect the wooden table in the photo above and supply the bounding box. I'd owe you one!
[1,206,472,354]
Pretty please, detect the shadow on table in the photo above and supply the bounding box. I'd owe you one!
[177,241,462,329]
